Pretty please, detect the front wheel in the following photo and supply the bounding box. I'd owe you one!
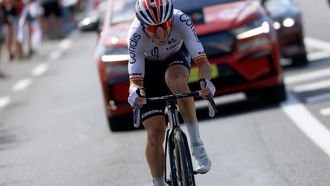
[174,129,196,186]
[291,53,308,66]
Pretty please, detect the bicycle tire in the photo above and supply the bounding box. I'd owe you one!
[174,129,196,186]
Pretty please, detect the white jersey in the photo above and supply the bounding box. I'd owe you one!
[127,9,207,82]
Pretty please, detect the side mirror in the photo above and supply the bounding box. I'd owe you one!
[78,17,101,33]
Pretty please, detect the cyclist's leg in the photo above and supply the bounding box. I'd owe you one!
[165,64,197,124]
[141,59,168,185]
[164,46,197,124]
[164,48,212,174]
[143,115,166,182]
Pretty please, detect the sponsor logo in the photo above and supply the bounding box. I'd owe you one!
[141,109,163,119]
[151,47,159,57]
[179,13,194,29]
[166,42,180,51]
[168,38,178,45]
[179,14,200,43]
[169,60,184,66]
[128,33,141,64]
[129,72,143,77]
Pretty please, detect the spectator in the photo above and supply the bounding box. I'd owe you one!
[61,0,78,34]
[40,0,63,39]
[1,0,24,61]
[0,3,5,74]
[18,0,43,57]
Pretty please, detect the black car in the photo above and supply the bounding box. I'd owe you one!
[262,0,308,66]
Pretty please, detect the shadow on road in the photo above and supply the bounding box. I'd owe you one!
[195,97,281,122]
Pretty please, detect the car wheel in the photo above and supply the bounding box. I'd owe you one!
[108,113,144,132]
[260,83,287,104]
[108,114,133,132]
[245,82,287,104]
[291,53,309,66]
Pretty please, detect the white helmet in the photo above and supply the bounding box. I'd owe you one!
[135,0,174,26]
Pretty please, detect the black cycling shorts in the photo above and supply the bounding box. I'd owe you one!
[140,45,191,122]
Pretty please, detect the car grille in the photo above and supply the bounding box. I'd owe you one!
[199,32,234,58]
[189,64,246,91]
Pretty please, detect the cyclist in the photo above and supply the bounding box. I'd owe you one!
[127,0,215,185]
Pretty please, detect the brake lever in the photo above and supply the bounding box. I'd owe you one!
[133,106,141,128]
[197,91,218,118]
[207,96,217,117]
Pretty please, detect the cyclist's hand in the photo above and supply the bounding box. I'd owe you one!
[199,79,216,97]
[128,88,146,107]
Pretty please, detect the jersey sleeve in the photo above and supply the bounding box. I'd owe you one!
[175,10,207,64]
[127,21,145,82]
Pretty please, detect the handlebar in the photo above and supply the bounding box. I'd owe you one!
[133,91,218,128]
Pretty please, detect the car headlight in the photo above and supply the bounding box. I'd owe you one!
[273,17,296,30]
[233,16,270,40]
[101,54,129,62]
[282,18,295,27]
[273,21,281,30]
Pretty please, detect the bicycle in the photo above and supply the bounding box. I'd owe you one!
[133,91,217,186]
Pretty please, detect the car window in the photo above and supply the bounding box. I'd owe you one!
[110,0,245,24]
[263,0,298,12]
[111,0,136,24]
[173,0,243,12]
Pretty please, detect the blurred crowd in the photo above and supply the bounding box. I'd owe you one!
[0,0,98,74]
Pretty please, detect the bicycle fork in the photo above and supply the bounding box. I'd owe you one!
[164,101,181,185]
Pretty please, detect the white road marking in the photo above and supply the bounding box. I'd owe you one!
[48,51,62,61]
[307,50,330,61]
[285,68,330,84]
[59,39,72,50]
[31,63,49,77]
[320,108,330,116]
[12,78,32,92]
[306,92,330,103]
[292,79,330,93]
[281,93,330,158]
[305,37,330,51]
[0,96,10,109]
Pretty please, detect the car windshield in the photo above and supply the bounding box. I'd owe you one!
[263,0,298,16]
[110,0,243,24]
[174,0,243,12]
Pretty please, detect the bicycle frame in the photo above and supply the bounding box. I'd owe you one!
[133,91,217,186]
[164,99,183,185]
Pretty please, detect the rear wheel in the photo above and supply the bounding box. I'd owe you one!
[174,129,196,186]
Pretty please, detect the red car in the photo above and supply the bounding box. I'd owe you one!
[95,0,286,131]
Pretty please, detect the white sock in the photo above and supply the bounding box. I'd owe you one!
[186,122,203,146]
[152,176,165,186]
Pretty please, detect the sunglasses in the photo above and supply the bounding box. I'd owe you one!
[144,18,172,33]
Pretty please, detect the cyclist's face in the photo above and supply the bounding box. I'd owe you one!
[144,19,172,45]
[145,27,170,45]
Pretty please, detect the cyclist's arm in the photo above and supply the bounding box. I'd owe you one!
[194,57,212,80]
[127,22,146,104]
[129,80,143,94]
[175,10,212,80]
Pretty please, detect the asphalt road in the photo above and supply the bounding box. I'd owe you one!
[1,1,330,185]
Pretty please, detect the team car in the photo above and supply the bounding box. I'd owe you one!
[95,0,287,131]
[262,0,308,66]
